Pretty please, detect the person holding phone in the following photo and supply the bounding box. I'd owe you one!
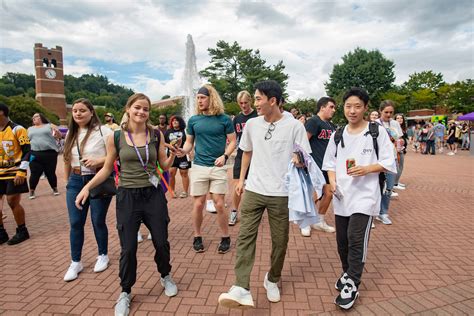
[75,93,179,316]
[62,98,113,282]
[164,115,190,198]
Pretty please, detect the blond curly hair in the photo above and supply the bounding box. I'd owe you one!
[195,84,225,115]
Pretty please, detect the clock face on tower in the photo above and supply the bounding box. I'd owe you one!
[45,69,57,79]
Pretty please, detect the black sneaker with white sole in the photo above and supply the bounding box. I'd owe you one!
[218,236,231,254]
[335,272,349,291]
[193,236,205,253]
[334,278,359,310]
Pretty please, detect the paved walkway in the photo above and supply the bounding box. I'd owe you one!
[0,151,473,315]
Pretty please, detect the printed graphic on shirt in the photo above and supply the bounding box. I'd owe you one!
[0,122,30,179]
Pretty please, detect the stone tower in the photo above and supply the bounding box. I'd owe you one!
[34,43,67,124]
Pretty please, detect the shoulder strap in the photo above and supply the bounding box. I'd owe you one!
[333,125,346,157]
[153,129,161,161]
[114,130,121,154]
[368,122,380,159]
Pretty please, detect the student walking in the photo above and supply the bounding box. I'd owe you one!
[302,96,337,236]
[322,88,397,310]
[62,98,113,282]
[27,113,62,199]
[0,103,31,245]
[177,84,236,254]
[218,80,311,309]
[229,90,257,226]
[75,93,178,316]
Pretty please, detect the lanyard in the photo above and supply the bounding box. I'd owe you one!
[127,129,149,172]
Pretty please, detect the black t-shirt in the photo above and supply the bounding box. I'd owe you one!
[233,110,258,159]
[164,128,186,148]
[305,115,336,168]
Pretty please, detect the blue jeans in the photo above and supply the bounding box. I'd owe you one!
[395,152,405,185]
[66,173,112,262]
[380,171,395,216]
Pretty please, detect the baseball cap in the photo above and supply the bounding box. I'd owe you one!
[105,112,114,117]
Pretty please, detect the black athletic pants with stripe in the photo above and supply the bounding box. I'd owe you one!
[335,213,373,286]
[116,185,171,292]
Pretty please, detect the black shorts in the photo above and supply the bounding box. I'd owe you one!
[171,156,191,170]
[322,170,330,185]
[0,179,29,195]
[233,155,249,180]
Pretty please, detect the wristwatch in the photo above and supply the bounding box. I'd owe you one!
[224,154,229,163]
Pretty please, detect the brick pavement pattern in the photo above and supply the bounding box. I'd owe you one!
[0,151,473,315]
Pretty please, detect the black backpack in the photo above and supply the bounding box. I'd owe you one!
[333,122,386,195]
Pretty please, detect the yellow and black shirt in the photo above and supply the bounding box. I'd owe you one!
[0,121,31,180]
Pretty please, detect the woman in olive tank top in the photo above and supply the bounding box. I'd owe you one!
[75,93,179,316]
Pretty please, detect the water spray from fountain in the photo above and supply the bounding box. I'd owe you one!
[182,34,202,123]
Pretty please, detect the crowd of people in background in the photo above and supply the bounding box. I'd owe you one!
[0,81,471,315]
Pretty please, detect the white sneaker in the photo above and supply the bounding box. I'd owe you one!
[311,221,336,233]
[218,285,254,309]
[390,191,399,197]
[371,222,375,229]
[115,292,131,316]
[263,272,281,302]
[447,152,455,156]
[160,275,178,297]
[376,214,392,225]
[393,185,405,190]
[93,254,109,273]
[300,226,311,237]
[64,261,83,282]
[206,200,217,213]
[398,183,406,188]
[137,232,143,243]
[147,233,152,240]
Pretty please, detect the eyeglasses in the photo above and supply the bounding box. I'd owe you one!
[265,122,275,140]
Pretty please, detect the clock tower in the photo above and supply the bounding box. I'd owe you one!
[34,43,67,124]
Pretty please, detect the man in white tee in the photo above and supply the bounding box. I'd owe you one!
[322,88,396,310]
[218,80,311,309]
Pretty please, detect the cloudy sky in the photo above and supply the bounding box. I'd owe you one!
[0,0,473,102]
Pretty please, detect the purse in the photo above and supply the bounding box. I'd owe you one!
[76,127,117,200]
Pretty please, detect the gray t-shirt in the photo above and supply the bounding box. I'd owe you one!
[28,124,58,152]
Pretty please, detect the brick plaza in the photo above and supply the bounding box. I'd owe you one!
[0,151,473,315]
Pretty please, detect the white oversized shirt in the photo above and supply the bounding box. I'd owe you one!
[70,126,112,174]
[322,123,397,217]
[239,115,311,196]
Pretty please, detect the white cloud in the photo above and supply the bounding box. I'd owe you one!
[0,58,34,74]
[0,0,472,101]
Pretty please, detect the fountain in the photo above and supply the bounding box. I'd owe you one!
[182,34,202,123]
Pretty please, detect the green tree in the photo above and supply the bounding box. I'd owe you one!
[286,98,317,115]
[325,48,396,106]
[224,102,241,116]
[380,90,409,113]
[0,95,59,127]
[411,89,437,109]
[437,80,474,114]
[402,70,444,92]
[200,40,289,103]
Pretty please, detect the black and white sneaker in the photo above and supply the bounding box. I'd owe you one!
[335,272,349,291]
[334,278,359,310]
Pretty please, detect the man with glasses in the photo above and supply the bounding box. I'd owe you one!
[218,80,311,309]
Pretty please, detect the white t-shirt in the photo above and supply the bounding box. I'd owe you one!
[376,118,403,138]
[322,123,397,217]
[70,126,112,173]
[239,115,311,196]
